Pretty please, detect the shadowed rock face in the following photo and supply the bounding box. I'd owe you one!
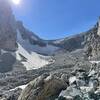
[0,0,17,73]
[17,21,47,47]
[0,0,17,51]
[0,53,16,73]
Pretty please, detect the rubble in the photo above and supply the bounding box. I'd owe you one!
[59,61,100,100]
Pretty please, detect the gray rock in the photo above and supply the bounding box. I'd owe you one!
[59,85,81,99]
[0,53,16,73]
[18,74,67,100]
[0,0,17,51]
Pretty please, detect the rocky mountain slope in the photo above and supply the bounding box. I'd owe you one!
[0,0,100,100]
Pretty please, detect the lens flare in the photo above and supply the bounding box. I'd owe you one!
[12,0,20,5]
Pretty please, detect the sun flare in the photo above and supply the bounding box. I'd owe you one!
[11,0,20,5]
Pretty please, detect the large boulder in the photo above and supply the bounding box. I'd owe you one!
[18,74,67,100]
[0,53,16,73]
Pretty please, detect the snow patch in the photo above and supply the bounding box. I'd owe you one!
[89,61,100,64]
[69,76,77,84]
[80,86,93,93]
[0,49,8,54]
[16,29,56,70]
[16,43,50,70]
[88,70,96,77]
[9,84,27,91]
[53,38,65,44]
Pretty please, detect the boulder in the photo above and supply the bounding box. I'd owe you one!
[59,85,81,99]
[18,74,67,100]
[0,53,16,73]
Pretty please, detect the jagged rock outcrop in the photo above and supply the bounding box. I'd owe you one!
[58,62,100,100]
[97,17,100,36]
[85,20,100,60]
[49,33,85,52]
[0,0,17,51]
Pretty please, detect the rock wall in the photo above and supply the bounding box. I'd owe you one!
[97,17,100,36]
[0,0,17,51]
[85,21,100,60]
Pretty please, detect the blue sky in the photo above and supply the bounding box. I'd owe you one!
[12,0,100,39]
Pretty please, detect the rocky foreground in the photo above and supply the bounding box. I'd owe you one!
[17,62,100,100]
[0,61,100,100]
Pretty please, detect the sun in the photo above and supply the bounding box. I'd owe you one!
[11,0,20,5]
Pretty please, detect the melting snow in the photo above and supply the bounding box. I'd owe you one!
[69,76,76,84]
[89,61,100,64]
[16,30,53,70]
[80,86,93,93]
[16,43,49,70]
[9,84,27,91]
[0,49,8,54]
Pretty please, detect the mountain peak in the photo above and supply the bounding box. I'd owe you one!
[97,17,100,36]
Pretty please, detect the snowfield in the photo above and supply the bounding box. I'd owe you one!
[16,43,50,70]
[16,30,54,70]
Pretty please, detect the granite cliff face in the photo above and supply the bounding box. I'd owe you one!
[0,0,17,51]
[85,19,100,60]
[0,0,17,73]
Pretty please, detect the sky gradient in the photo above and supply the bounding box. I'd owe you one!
[11,0,100,39]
